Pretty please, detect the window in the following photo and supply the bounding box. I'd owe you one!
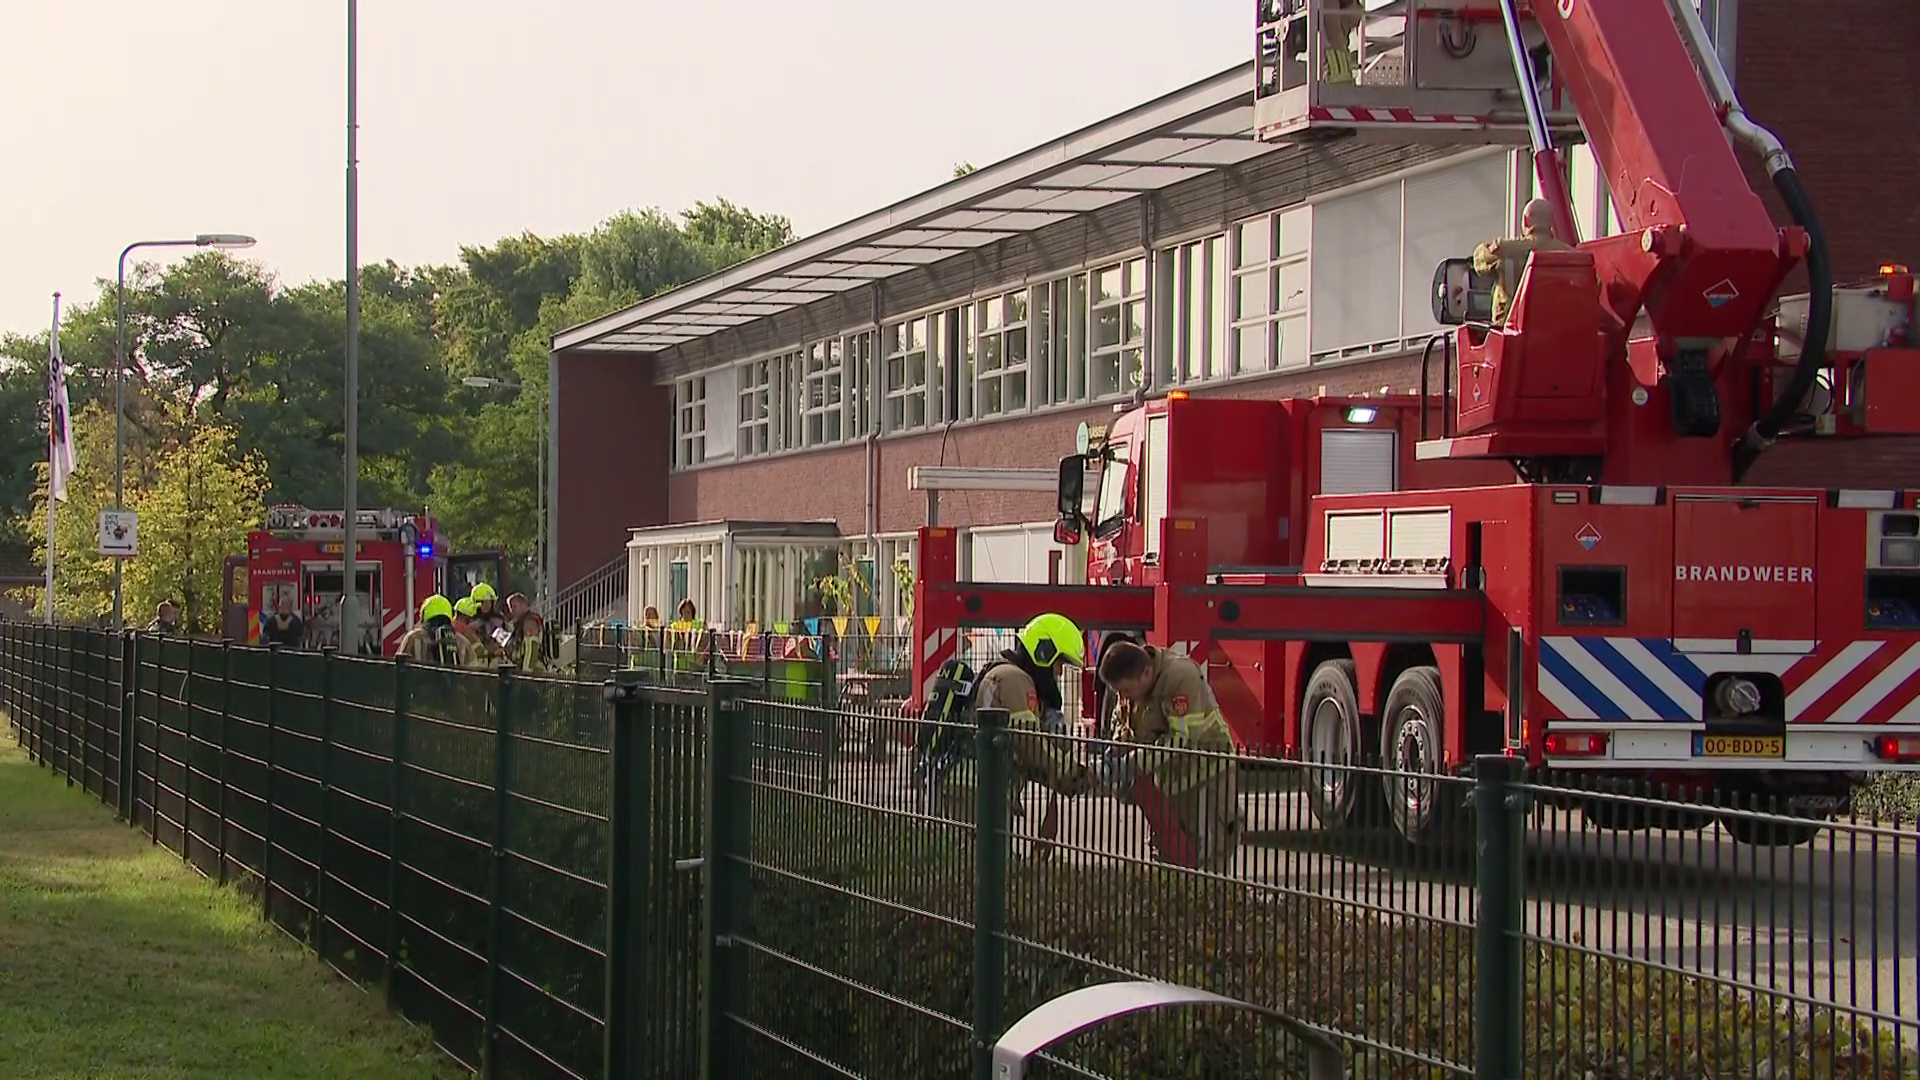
[674,376,706,468]
[777,351,801,452]
[973,289,1031,417]
[1033,277,1080,406]
[940,305,970,423]
[737,357,773,457]
[884,317,932,432]
[1162,235,1228,384]
[1092,442,1132,538]
[801,339,845,447]
[1231,207,1311,374]
[1089,258,1147,399]
[845,330,874,437]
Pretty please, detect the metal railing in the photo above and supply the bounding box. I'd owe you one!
[552,554,629,629]
[6,622,1919,1080]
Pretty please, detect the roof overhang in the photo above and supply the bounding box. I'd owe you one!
[554,62,1284,356]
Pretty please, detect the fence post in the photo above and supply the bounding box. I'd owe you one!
[702,677,752,1080]
[263,645,279,923]
[971,706,1013,1080]
[818,628,839,793]
[217,641,233,886]
[61,627,75,787]
[318,648,335,952]
[1472,754,1526,1080]
[117,631,136,823]
[603,670,652,1080]
[182,641,195,861]
[386,655,410,1010]
[148,637,161,846]
[482,664,518,1078]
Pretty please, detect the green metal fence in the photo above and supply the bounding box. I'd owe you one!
[6,622,1920,1079]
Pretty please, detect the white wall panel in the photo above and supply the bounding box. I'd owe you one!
[1400,154,1511,337]
[1310,184,1404,353]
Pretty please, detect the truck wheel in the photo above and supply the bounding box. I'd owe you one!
[1381,666,1459,846]
[1302,659,1372,830]
[1725,815,1823,848]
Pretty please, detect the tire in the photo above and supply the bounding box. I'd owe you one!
[1301,659,1371,830]
[1380,666,1459,846]
[1725,814,1823,848]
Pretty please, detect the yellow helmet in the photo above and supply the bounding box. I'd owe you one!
[1017,613,1086,668]
[454,597,480,618]
[420,595,453,623]
[470,582,499,604]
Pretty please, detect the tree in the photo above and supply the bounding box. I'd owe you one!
[954,162,978,177]
[120,410,268,635]
[430,203,794,573]
[27,404,135,625]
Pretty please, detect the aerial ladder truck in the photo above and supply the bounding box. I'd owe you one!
[911,0,1920,847]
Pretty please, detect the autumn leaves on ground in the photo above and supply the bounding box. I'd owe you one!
[0,737,459,1079]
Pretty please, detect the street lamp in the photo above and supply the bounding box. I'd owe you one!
[113,233,257,631]
[462,376,548,611]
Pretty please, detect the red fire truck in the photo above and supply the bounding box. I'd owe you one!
[221,505,508,655]
[913,0,1920,847]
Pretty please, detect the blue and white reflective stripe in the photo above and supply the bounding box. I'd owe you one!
[1539,637,1705,721]
[1538,636,1801,721]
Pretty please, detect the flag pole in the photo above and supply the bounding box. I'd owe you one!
[45,291,61,625]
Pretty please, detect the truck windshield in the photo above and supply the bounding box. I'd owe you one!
[1092,445,1131,538]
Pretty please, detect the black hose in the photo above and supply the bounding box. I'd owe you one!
[1735,167,1831,479]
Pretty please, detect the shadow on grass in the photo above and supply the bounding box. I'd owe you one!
[0,737,461,1080]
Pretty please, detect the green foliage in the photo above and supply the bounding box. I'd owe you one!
[749,797,1920,1080]
[120,412,269,635]
[8,195,791,614]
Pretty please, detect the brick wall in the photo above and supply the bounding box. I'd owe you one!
[1736,0,1920,285]
[554,352,670,584]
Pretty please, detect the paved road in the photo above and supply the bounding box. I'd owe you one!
[764,744,1920,1033]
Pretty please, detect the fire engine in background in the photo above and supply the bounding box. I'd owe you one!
[220,505,508,655]
[912,0,1920,848]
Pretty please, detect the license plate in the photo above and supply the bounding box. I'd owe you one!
[1693,734,1785,758]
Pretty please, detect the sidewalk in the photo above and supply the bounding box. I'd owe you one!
[0,739,460,1080]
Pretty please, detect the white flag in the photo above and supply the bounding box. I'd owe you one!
[48,299,75,504]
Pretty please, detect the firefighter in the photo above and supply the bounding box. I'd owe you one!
[1473,197,1573,324]
[1095,640,1243,872]
[972,613,1094,799]
[504,592,549,672]
[469,582,506,638]
[397,595,470,667]
[454,596,504,667]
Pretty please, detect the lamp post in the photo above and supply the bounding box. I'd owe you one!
[462,375,546,611]
[113,233,256,632]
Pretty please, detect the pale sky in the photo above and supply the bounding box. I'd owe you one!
[1,1,1245,336]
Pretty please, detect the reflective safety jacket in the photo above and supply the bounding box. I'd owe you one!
[1114,647,1235,793]
[974,661,1088,796]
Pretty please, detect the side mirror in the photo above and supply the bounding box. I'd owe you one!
[1055,454,1085,519]
[1052,517,1082,547]
[1431,257,1495,326]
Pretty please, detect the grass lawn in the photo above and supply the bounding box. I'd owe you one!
[0,738,462,1080]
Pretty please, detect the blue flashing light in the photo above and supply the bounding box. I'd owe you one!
[417,542,435,559]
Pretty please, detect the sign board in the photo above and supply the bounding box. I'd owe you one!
[98,510,138,558]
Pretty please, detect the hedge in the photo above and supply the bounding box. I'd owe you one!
[742,793,1920,1080]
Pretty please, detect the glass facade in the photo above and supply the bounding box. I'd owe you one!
[671,153,1537,470]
